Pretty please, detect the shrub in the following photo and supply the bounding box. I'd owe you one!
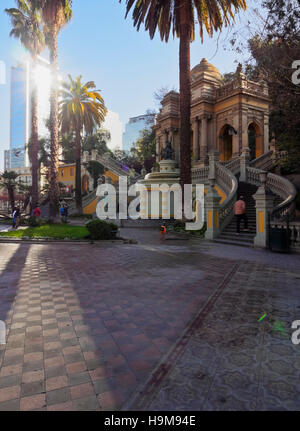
[85,219,118,240]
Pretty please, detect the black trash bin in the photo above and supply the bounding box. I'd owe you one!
[269,227,290,253]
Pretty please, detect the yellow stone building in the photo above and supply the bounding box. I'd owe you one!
[154,59,270,166]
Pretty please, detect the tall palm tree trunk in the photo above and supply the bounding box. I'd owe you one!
[49,24,60,221]
[8,186,15,212]
[75,128,82,212]
[31,57,39,212]
[179,2,192,193]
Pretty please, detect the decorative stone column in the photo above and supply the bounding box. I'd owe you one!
[205,177,221,240]
[253,172,275,248]
[155,136,160,162]
[192,117,199,161]
[240,147,250,182]
[208,150,220,179]
[200,115,208,163]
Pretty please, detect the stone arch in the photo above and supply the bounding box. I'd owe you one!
[248,122,263,160]
[219,124,233,162]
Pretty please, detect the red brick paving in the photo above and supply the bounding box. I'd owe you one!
[0,239,237,410]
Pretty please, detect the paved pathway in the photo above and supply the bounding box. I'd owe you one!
[0,229,299,411]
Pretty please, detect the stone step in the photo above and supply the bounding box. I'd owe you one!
[214,238,254,248]
[219,232,255,240]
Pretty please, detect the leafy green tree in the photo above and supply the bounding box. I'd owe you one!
[26,137,51,168]
[86,161,105,189]
[5,0,45,210]
[0,171,20,211]
[121,0,247,190]
[130,128,156,172]
[39,0,73,220]
[244,1,300,173]
[60,75,107,212]
[82,129,111,155]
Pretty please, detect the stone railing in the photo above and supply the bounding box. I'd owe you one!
[68,189,97,215]
[224,157,240,175]
[82,151,130,178]
[246,166,297,219]
[191,166,209,184]
[216,78,268,99]
[270,221,300,252]
[216,162,238,231]
[249,150,273,171]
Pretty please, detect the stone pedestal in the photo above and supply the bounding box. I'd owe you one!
[205,178,221,240]
[208,150,220,179]
[253,181,274,248]
[240,147,250,182]
[159,159,177,174]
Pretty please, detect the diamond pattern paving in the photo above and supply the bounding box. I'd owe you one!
[0,234,299,411]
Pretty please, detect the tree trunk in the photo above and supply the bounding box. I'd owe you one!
[31,56,39,212]
[49,25,60,221]
[179,2,192,195]
[75,128,82,212]
[8,186,15,213]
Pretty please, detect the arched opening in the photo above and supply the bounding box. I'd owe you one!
[219,124,233,162]
[248,122,263,160]
[82,174,90,195]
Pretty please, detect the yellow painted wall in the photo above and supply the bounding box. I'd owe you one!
[204,186,226,205]
[83,198,97,215]
[58,164,75,185]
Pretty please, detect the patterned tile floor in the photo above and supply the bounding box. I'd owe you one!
[0,229,299,411]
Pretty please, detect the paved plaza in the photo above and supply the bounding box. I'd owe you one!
[0,229,299,411]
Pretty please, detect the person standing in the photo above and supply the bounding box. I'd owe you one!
[60,204,66,223]
[234,196,249,234]
[15,207,21,229]
[160,222,167,241]
[33,206,41,219]
[12,207,17,229]
[64,203,69,223]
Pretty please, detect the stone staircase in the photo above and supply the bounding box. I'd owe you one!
[214,182,258,247]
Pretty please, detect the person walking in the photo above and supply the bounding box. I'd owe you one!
[12,207,17,229]
[15,207,21,229]
[60,204,66,223]
[234,196,249,234]
[160,222,167,241]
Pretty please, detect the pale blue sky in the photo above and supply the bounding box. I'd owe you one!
[0,0,261,170]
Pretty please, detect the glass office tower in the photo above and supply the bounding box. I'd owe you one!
[10,66,28,169]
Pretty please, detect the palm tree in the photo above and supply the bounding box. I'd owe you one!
[60,75,107,212]
[38,0,72,220]
[5,0,45,211]
[121,0,247,190]
[0,171,20,212]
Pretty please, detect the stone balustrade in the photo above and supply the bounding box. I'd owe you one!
[224,157,241,175]
[270,221,300,252]
[191,166,209,183]
[216,162,238,230]
[249,150,274,171]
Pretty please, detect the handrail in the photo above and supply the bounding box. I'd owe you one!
[249,150,273,170]
[191,166,209,183]
[216,162,238,230]
[246,166,297,219]
[224,157,240,175]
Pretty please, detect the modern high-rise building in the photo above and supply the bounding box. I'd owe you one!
[10,65,28,169]
[4,150,10,171]
[122,113,156,152]
[8,58,51,170]
[102,110,123,151]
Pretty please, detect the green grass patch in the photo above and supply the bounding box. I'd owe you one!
[0,224,89,240]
